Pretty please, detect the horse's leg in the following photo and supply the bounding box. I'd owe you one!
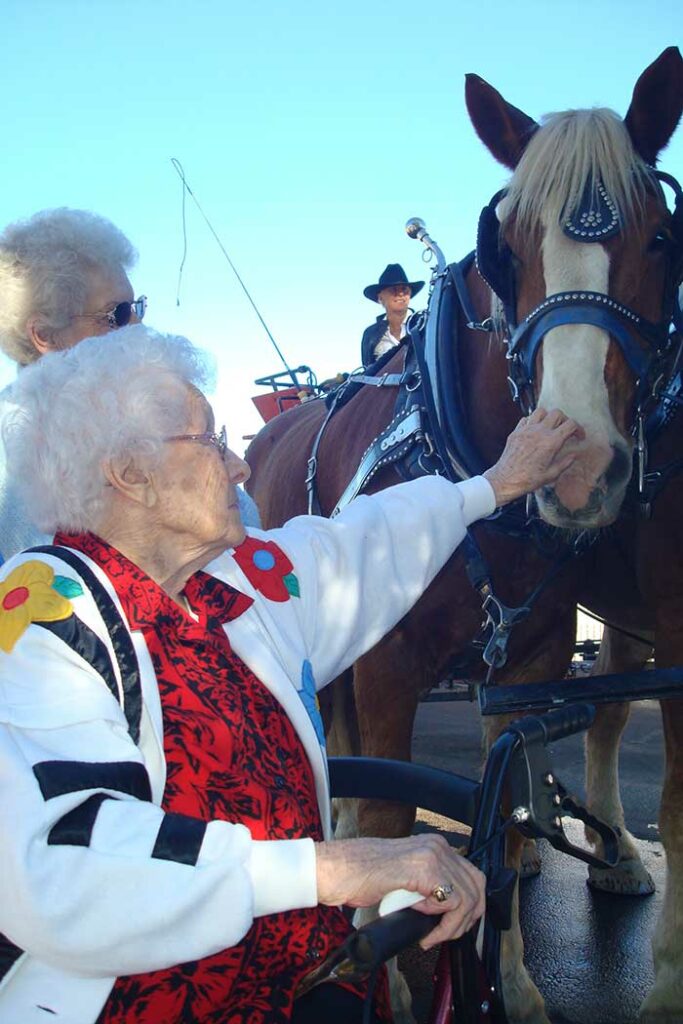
[584,625,655,894]
[482,712,549,1024]
[640,693,683,1022]
[353,634,424,841]
[347,635,431,1024]
[481,613,579,1024]
[323,669,361,839]
[518,835,542,878]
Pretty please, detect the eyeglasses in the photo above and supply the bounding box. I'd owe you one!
[164,424,228,459]
[74,295,148,330]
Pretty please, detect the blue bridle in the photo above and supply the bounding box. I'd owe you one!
[506,291,673,409]
[476,169,683,416]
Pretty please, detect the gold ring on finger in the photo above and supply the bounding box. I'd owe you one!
[431,883,454,903]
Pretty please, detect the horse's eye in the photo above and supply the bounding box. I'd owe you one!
[510,251,524,270]
[648,228,673,252]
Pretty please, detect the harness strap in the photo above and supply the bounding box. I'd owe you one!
[460,533,530,676]
[330,406,426,518]
[465,534,582,679]
[306,360,415,516]
[408,312,471,481]
[641,455,683,513]
[344,372,412,389]
[306,393,343,516]
[448,258,496,333]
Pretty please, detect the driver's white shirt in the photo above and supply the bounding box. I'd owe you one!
[373,312,410,359]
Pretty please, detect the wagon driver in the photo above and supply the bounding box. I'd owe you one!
[360,263,424,366]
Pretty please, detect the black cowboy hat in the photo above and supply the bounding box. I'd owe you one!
[363,264,425,302]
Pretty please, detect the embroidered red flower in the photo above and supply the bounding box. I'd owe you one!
[232,537,300,602]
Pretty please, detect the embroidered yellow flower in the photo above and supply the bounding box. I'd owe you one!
[0,561,78,653]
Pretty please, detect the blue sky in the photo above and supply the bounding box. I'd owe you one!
[2,1,681,447]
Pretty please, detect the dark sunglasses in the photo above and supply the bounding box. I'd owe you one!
[105,295,148,328]
[74,295,147,330]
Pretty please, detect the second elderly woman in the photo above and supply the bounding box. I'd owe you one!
[0,207,259,560]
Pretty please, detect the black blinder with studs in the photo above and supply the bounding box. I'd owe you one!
[562,179,621,242]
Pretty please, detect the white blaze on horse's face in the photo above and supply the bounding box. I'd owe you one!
[532,215,633,528]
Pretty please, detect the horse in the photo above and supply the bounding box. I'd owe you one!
[246,47,683,1024]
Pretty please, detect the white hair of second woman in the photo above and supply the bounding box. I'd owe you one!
[2,325,215,534]
[0,208,137,365]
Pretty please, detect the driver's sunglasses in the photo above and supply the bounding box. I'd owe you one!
[164,425,229,460]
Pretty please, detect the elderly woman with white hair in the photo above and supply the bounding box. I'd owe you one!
[0,325,583,1024]
[0,208,259,560]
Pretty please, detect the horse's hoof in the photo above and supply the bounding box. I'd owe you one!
[587,857,655,896]
[519,842,542,880]
[504,996,551,1024]
[501,961,550,1023]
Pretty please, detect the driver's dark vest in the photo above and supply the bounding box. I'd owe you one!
[360,315,390,366]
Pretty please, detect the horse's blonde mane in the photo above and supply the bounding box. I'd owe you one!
[501,107,655,235]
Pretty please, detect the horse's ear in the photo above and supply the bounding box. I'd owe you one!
[624,46,683,165]
[465,74,539,170]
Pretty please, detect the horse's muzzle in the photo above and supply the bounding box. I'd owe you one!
[537,442,632,530]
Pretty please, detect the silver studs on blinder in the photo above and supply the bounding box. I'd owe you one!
[563,180,620,240]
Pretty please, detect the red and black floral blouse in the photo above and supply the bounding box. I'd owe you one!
[51,532,390,1024]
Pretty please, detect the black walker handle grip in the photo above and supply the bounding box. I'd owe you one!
[346,868,507,969]
[507,702,596,745]
[345,908,437,967]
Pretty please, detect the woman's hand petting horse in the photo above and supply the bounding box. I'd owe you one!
[315,833,486,950]
[483,407,585,507]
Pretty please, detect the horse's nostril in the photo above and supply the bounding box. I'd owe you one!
[586,488,605,513]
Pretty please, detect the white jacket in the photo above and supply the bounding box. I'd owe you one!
[0,475,495,1024]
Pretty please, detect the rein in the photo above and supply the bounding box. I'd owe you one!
[305,345,432,517]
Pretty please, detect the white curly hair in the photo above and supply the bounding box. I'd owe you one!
[2,325,215,534]
[0,208,137,365]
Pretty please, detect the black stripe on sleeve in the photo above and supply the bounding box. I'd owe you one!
[0,934,24,984]
[152,813,207,866]
[47,793,113,847]
[27,545,142,743]
[33,760,152,802]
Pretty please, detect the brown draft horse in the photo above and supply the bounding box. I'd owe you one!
[247,48,683,1024]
